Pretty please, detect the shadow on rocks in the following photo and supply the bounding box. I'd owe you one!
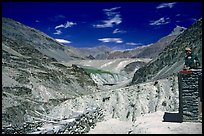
[163,112,182,123]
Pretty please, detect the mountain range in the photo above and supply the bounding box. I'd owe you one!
[75,25,186,60]
[2,17,202,134]
[107,25,186,59]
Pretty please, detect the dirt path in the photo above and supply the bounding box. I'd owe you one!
[87,111,202,134]
[87,118,133,134]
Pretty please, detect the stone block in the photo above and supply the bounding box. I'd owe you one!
[178,70,202,122]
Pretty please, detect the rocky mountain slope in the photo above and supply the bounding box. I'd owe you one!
[131,18,202,85]
[2,17,84,62]
[107,25,186,59]
[2,17,101,128]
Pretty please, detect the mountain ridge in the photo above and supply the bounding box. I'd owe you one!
[2,17,85,62]
[131,18,202,85]
[107,25,186,59]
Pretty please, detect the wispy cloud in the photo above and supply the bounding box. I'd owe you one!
[93,7,122,28]
[55,39,71,44]
[149,17,170,26]
[55,24,64,29]
[176,14,181,17]
[55,21,77,29]
[156,2,176,9]
[54,21,77,35]
[50,15,66,22]
[103,7,121,12]
[93,15,121,28]
[98,38,123,43]
[190,18,198,22]
[35,20,40,23]
[126,42,142,46]
[113,28,126,34]
[53,29,62,35]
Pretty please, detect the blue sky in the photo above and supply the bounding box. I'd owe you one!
[2,2,202,49]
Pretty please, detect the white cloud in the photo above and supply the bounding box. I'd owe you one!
[113,28,126,34]
[103,7,121,18]
[126,42,141,46]
[55,21,77,29]
[35,20,40,23]
[98,38,123,43]
[64,21,77,28]
[55,39,71,44]
[53,30,62,35]
[55,24,64,29]
[103,7,121,12]
[149,17,170,26]
[93,7,122,28]
[94,15,122,28]
[156,2,176,9]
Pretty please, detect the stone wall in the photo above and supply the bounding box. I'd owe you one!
[178,69,202,122]
[2,107,104,134]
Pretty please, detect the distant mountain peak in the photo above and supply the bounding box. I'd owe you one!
[169,25,187,36]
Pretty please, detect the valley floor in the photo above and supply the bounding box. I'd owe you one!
[87,111,202,134]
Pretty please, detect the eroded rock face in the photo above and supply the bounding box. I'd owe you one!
[47,75,179,122]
